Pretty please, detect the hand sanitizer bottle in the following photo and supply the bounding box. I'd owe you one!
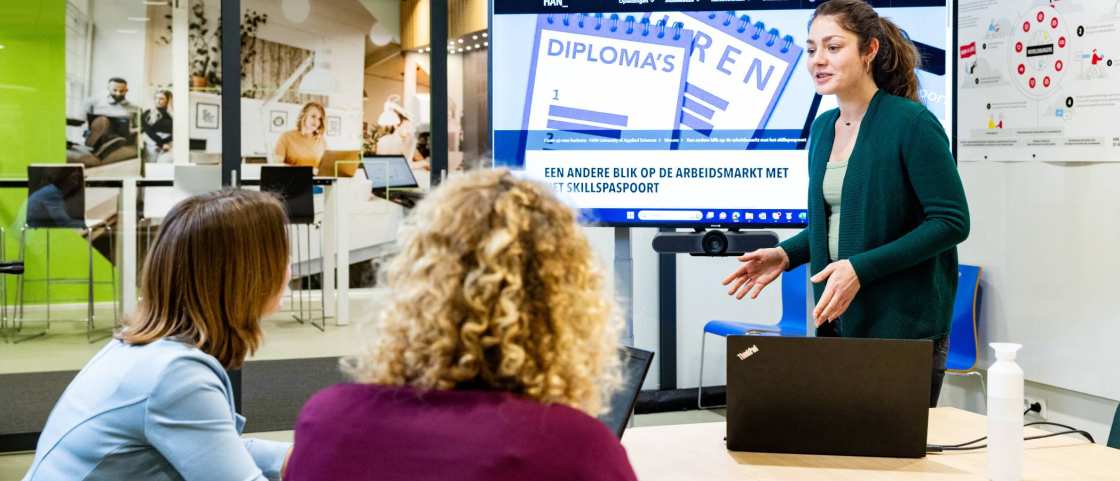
[988,343,1023,481]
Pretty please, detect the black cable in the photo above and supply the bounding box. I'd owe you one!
[928,429,1094,452]
[930,423,1095,449]
[1026,422,1095,444]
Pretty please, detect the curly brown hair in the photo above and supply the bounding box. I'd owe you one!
[345,169,623,415]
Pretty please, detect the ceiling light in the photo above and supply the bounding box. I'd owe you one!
[466,46,472,51]
[472,35,478,40]
[458,39,464,43]
[127,16,149,22]
[482,32,488,38]
[483,42,488,47]
[142,1,168,5]
[116,29,138,34]
[474,44,479,48]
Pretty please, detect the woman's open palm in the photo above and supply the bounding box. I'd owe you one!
[721,247,790,300]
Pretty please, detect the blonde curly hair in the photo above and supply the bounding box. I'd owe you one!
[345,169,623,416]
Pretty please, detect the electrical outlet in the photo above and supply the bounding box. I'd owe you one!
[1024,396,1047,419]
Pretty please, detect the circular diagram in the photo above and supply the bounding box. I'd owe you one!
[1009,4,1070,99]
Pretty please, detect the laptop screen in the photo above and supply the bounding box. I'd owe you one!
[597,346,654,439]
[362,155,418,190]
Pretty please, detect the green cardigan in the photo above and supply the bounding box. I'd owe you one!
[779,90,970,340]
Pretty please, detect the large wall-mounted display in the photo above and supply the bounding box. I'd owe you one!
[492,0,949,227]
[957,0,1120,162]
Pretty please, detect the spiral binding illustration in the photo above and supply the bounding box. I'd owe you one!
[547,13,684,41]
[701,11,796,54]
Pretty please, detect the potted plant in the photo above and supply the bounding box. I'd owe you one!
[160,4,268,92]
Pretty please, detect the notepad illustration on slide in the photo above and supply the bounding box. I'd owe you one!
[522,14,693,149]
[656,11,803,148]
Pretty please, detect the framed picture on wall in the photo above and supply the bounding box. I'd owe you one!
[326,115,341,137]
[196,102,220,130]
[269,110,288,133]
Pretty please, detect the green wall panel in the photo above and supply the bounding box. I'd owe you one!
[1,1,117,309]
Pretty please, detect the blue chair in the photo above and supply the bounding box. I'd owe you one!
[945,264,984,399]
[698,264,808,408]
[1108,404,1120,449]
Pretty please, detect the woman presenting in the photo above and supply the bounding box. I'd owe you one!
[722,0,969,407]
[274,101,327,167]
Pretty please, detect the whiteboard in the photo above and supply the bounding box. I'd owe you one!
[956,0,1120,162]
[957,161,1120,401]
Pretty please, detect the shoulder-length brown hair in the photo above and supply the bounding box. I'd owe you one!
[296,101,326,138]
[119,189,290,369]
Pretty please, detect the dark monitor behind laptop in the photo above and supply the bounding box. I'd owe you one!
[597,346,653,439]
[726,336,932,458]
[362,155,418,191]
[260,165,314,225]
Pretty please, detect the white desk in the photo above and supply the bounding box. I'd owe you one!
[621,407,1120,481]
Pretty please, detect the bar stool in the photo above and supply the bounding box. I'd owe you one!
[261,165,325,331]
[16,164,119,342]
[1,226,8,334]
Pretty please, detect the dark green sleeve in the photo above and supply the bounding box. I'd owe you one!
[848,110,970,284]
[778,229,810,270]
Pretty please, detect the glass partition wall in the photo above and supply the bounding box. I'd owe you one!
[2,0,484,449]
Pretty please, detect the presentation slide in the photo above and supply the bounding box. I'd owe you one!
[957,0,1120,162]
[492,0,949,226]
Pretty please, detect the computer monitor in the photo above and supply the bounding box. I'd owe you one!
[597,346,654,439]
[362,155,419,190]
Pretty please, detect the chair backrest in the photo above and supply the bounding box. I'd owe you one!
[260,165,314,224]
[1108,403,1120,449]
[26,164,86,229]
[174,164,222,196]
[948,264,983,371]
[144,165,223,220]
[778,264,808,334]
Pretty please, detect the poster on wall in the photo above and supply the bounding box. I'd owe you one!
[957,0,1120,162]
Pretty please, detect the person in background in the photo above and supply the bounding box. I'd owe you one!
[285,169,637,481]
[410,130,431,171]
[722,0,969,407]
[23,190,293,481]
[82,77,139,160]
[274,101,327,167]
[142,90,173,163]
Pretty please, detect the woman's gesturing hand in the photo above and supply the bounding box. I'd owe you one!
[721,247,790,300]
[810,260,861,326]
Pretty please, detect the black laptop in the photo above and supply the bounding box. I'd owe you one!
[597,346,654,439]
[725,335,932,458]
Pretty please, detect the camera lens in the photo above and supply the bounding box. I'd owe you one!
[701,230,727,255]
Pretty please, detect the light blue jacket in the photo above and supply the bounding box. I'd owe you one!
[23,339,289,481]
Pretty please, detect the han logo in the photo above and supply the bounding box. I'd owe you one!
[543,0,567,7]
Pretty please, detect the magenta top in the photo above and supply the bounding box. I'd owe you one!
[285,383,638,481]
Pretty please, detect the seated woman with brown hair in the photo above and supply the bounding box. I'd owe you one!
[23,190,293,481]
[285,169,637,481]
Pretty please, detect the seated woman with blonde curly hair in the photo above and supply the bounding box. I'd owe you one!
[284,169,636,481]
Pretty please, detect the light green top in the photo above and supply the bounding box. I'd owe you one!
[823,159,848,261]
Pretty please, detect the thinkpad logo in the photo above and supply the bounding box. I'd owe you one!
[737,345,759,360]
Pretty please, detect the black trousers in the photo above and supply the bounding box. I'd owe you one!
[817,321,949,407]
